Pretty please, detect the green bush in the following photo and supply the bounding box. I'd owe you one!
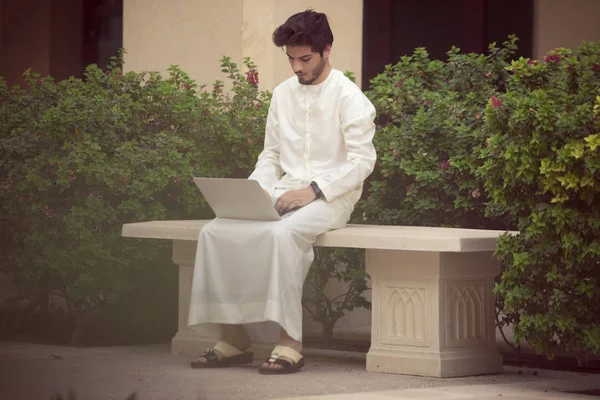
[483,42,600,358]
[361,37,518,229]
[0,55,268,343]
[303,248,368,346]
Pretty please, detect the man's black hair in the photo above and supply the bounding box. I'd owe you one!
[272,10,334,56]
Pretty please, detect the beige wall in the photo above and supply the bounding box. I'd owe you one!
[123,0,244,85]
[123,0,363,89]
[534,0,600,59]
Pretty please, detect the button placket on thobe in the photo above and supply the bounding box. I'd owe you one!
[304,88,313,180]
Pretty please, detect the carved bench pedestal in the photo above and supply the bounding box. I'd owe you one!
[366,250,503,378]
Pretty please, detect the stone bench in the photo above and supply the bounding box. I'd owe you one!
[121,220,510,378]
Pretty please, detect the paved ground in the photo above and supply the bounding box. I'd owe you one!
[0,341,598,400]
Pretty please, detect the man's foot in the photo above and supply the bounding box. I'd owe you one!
[190,341,253,368]
[259,344,305,375]
[260,328,304,373]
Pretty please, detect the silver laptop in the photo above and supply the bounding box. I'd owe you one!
[193,177,281,221]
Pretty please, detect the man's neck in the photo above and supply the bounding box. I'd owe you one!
[310,65,332,86]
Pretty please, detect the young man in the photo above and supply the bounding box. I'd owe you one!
[187,10,376,374]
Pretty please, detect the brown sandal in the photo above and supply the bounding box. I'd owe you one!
[259,345,305,375]
[191,341,254,368]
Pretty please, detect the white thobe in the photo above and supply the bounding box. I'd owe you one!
[187,69,377,342]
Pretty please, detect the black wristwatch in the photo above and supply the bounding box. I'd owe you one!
[310,181,322,199]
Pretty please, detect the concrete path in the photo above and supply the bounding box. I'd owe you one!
[0,341,598,400]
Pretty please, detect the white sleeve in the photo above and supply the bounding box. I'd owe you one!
[313,93,377,201]
[247,91,283,193]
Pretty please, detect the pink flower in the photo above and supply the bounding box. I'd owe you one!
[594,64,600,72]
[584,166,590,172]
[491,95,502,108]
[527,60,538,66]
[396,78,405,88]
[183,83,191,90]
[440,160,450,170]
[544,54,561,64]
[405,185,411,192]
[423,100,432,105]
[36,78,42,85]
[246,69,259,87]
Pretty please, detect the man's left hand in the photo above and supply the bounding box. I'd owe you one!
[275,187,317,215]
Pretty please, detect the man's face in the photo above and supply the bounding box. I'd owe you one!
[286,45,329,85]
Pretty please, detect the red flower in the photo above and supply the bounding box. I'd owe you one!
[584,166,590,172]
[405,185,411,192]
[396,78,405,88]
[491,95,502,108]
[172,177,181,183]
[423,100,432,105]
[527,60,538,66]
[440,160,450,170]
[44,206,55,217]
[36,78,42,85]
[6,184,12,190]
[183,83,191,90]
[594,64,600,72]
[544,54,561,64]
[246,69,259,87]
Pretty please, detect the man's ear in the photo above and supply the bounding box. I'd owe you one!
[323,45,332,60]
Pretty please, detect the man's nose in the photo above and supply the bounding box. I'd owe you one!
[291,60,303,74]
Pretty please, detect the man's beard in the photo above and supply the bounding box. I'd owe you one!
[298,58,326,85]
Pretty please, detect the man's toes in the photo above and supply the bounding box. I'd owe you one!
[262,362,282,369]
